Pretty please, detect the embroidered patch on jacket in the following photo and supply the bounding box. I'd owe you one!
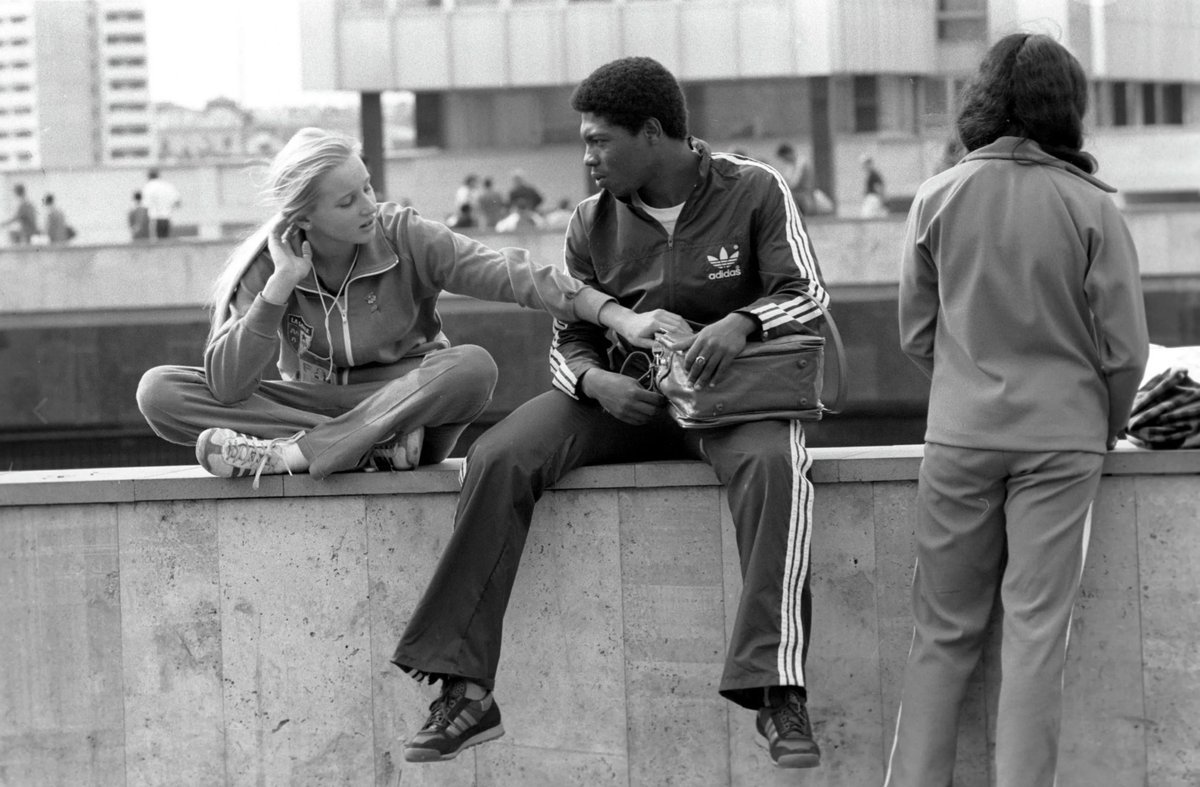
[365,291,380,313]
[286,313,314,353]
[705,245,742,281]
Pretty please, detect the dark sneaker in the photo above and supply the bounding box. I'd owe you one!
[404,679,504,762]
[756,687,821,768]
[367,427,424,472]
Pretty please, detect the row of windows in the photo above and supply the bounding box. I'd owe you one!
[0,106,33,116]
[109,101,148,112]
[0,16,28,26]
[0,84,32,93]
[1102,82,1185,127]
[110,147,150,159]
[109,124,149,135]
[0,60,30,70]
[0,38,30,47]
[0,129,32,139]
[109,79,147,90]
[105,33,144,45]
[107,56,146,68]
[105,11,145,23]
[0,152,35,164]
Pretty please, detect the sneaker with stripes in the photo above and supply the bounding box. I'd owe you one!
[756,686,821,768]
[195,427,301,489]
[403,678,504,762]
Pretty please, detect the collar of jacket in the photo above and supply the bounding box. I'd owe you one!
[961,136,1116,193]
[611,136,713,209]
[295,206,401,293]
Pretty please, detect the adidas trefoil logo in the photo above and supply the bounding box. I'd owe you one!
[706,245,742,280]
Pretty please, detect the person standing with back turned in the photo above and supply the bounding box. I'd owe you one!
[392,56,830,770]
[884,33,1148,787]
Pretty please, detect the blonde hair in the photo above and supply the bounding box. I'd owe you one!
[207,127,362,340]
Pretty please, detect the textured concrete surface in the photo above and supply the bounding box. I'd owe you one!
[1,446,1198,785]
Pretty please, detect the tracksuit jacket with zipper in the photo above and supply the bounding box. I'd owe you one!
[137,202,612,478]
[393,140,833,710]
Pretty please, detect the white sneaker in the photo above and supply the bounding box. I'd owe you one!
[368,427,424,471]
[195,427,301,488]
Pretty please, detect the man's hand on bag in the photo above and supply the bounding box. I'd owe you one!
[668,313,757,388]
[581,369,664,425]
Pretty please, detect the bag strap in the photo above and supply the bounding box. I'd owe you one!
[792,290,847,415]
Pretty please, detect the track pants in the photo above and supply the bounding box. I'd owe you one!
[391,389,816,710]
[136,345,498,479]
[884,443,1104,787]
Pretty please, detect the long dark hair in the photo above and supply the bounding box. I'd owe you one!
[956,33,1096,173]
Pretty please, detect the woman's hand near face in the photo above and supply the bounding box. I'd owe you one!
[261,214,313,305]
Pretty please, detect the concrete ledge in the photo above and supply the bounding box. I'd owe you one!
[2,444,1198,786]
[3,442,1196,507]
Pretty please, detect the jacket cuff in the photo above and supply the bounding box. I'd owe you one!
[573,288,615,326]
[245,295,288,338]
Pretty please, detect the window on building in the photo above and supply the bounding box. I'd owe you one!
[1163,83,1184,125]
[105,33,144,44]
[1141,83,1157,125]
[1111,81,1128,127]
[853,75,879,132]
[105,10,144,22]
[937,0,986,42]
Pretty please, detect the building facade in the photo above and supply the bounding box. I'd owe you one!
[0,0,151,171]
[298,0,1200,214]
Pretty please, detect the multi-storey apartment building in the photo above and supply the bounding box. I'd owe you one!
[298,0,1200,212]
[0,0,151,171]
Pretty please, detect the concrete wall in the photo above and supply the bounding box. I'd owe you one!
[1,445,1198,786]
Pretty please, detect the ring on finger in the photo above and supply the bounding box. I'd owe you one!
[695,355,707,365]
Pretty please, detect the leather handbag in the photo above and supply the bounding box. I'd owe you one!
[652,293,846,429]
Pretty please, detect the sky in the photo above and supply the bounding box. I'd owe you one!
[144,0,358,109]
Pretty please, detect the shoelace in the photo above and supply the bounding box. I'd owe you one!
[772,693,812,737]
[221,433,297,490]
[422,681,467,731]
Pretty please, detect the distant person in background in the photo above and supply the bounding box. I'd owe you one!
[5,183,38,245]
[885,33,1149,787]
[475,177,507,229]
[42,193,72,244]
[142,169,181,239]
[454,173,479,214]
[542,198,574,230]
[129,190,151,240]
[493,196,545,233]
[776,142,815,214]
[445,202,477,230]
[860,155,888,218]
[506,170,543,214]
